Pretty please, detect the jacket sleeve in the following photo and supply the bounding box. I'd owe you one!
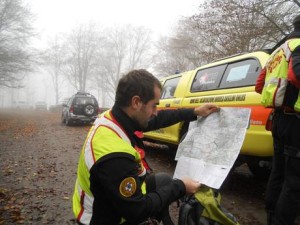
[144,108,197,132]
[255,67,266,94]
[90,154,186,224]
[288,46,300,89]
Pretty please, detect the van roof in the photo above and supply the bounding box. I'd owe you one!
[196,50,270,70]
[160,50,271,82]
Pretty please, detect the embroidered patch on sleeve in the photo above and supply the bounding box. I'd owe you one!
[119,177,137,197]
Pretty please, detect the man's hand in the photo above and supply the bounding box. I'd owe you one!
[181,177,201,195]
[194,103,220,117]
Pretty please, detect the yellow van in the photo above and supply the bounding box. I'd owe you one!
[144,51,273,177]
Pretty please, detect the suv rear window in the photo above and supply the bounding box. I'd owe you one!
[74,97,96,105]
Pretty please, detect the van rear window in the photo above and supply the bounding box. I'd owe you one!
[191,58,261,92]
[219,59,260,89]
[226,64,250,82]
[191,64,226,92]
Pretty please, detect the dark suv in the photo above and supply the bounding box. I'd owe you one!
[61,92,99,125]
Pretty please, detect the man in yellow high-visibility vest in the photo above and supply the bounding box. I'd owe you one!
[73,69,219,225]
[256,14,300,225]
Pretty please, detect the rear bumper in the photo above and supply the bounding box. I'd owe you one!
[69,113,97,123]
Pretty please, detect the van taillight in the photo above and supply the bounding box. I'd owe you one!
[266,111,273,131]
[69,106,74,113]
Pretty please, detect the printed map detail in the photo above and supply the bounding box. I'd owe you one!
[173,107,251,189]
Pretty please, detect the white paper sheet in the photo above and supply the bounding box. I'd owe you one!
[173,107,251,189]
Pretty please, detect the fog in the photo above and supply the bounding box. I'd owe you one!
[0,71,111,109]
[0,0,200,109]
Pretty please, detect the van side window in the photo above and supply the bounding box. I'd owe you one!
[161,76,181,99]
[219,59,260,88]
[191,65,226,92]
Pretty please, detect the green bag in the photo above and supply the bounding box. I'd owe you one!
[178,186,240,225]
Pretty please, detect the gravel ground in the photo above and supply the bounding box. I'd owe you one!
[0,109,291,225]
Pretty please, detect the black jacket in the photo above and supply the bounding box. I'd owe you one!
[89,105,197,225]
[289,30,300,87]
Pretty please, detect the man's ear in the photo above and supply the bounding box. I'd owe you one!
[131,95,141,110]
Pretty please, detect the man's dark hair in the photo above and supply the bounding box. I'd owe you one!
[115,69,162,108]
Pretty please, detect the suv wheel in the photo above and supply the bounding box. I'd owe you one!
[84,104,95,116]
[65,115,72,126]
[66,119,71,126]
[61,114,66,124]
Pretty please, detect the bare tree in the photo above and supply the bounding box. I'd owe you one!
[62,23,100,92]
[0,0,36,88]
[127,26,152,70]
[154,0,299,74]
[93,25,153,103]
[42,35,66,104]
[190,0,299,57]
[153,19,206,76]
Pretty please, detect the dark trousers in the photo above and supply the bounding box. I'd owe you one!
[145,173,174,225]
[265,110,300,225]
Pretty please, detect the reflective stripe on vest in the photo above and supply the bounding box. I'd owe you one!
[295,92,300,112]
[262,77,288,107]
[261,39,300,109]
[73,179,94,225]
[73,111,146,224]
[84,115,131,170]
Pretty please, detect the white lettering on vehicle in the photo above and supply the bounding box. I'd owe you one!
[250,119,262,125]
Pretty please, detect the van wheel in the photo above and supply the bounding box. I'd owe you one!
[247,157,272,179]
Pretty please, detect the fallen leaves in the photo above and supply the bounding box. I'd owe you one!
[0,189,25,224]
[0,119,17,133]
[0,110,107,224]
[13,120,37,139]
[0,114,37,140]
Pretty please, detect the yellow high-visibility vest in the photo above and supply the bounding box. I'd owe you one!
[72,110,146,225]
[261,38,300,111]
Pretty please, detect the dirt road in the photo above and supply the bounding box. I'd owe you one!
[0,109,270,224]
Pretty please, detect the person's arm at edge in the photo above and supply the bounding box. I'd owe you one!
[255,67,266,94]
[288,46,300,89]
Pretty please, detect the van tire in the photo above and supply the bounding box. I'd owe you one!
[247,157,272,179]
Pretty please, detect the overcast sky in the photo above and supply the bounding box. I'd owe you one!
[29,0,201,46]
